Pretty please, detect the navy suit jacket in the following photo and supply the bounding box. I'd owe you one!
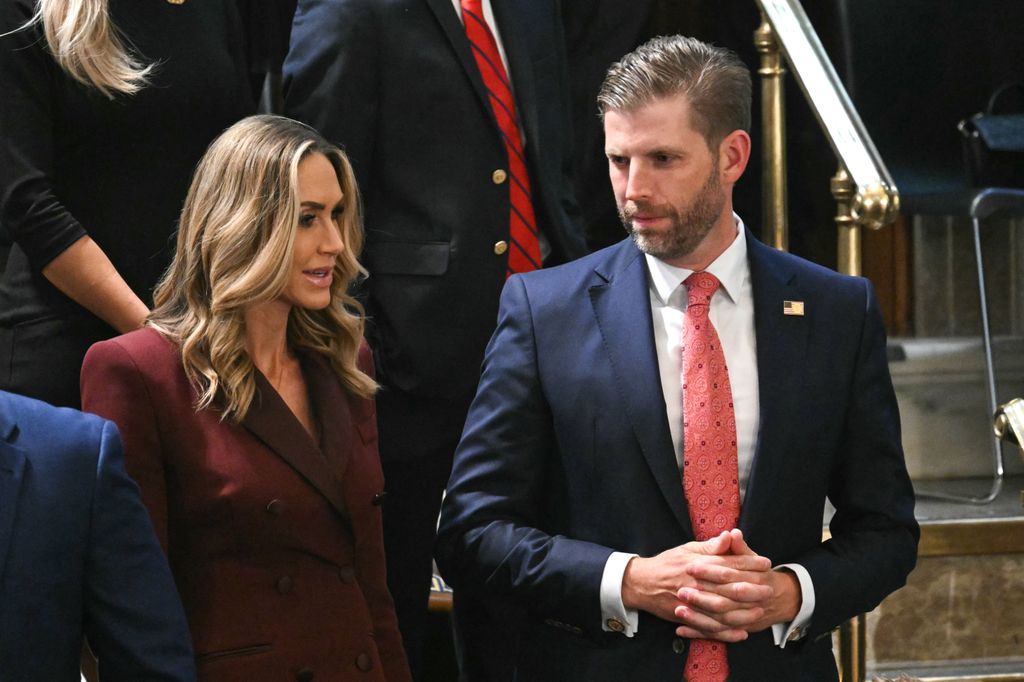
[436,235,919,681]
[284,0,587,407]
[0,390,195,681]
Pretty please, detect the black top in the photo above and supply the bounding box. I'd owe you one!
[0,0,253,325]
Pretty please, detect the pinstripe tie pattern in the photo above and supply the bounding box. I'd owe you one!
[681,272,739,682]
[461,0,541,275]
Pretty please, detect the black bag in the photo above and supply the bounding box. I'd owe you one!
[958,82,1024,188]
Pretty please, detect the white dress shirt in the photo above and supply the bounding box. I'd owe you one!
[599,217,814,647]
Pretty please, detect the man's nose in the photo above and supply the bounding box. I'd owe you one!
[624,164,650,202]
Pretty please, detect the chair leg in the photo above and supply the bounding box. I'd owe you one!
[916,215,1004,504]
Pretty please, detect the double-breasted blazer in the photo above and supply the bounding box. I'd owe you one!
[436,234,919,681]
[81,328,411,682]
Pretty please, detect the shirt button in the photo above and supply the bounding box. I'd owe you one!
[672,638,686,655]
[494,240,509,255]
[266,499,285,516]
[605,618,625,632]
[355,653,373,672]
[276,576,294,594]
[338,566,356,584]
[492,168,507,184]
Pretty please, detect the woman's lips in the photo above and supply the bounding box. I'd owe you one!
[302,268,333,287]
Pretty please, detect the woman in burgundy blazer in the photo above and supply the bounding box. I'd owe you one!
[81,115,411,682]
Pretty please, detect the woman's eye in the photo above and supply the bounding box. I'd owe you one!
[299,213,315,227]
[331,207,343,221]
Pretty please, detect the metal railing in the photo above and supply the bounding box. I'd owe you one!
[751,2,902,678]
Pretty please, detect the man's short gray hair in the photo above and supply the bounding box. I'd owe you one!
[597,35,751,149]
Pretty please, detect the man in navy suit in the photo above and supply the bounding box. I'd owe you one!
[436,36,918,681]
[0,390,195,681]
[284,1,587,676]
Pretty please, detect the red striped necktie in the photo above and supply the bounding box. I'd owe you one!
[460,0,541,275]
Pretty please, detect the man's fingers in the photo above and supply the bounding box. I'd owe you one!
[678,579,773,605]
[726,528,756,556]
[686,554,771,579]
[684,530,733,556]
[674,623,750,643]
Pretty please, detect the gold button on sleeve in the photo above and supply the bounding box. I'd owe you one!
[492,168,507,184]
[494,240,508,255]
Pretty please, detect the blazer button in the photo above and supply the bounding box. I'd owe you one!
[492,168,507,184]
[672,638,686,655]
[338,566,356,584]
[372,491,387,506]
[276,576,294,594]
[355,653,373,672]
[266,499,285,516]
[295,669,314,682]
[494,240,508,255]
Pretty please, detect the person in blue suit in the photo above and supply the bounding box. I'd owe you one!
[436,36,918,681]
[0,389,195,681]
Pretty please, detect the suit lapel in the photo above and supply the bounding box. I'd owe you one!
[739,234,810,532]
[301,352,353,482]
[0,409,26,583]
[589,242,694,536]
[424,0,494,124]
[242,369,351,525]
[489,0,539,152]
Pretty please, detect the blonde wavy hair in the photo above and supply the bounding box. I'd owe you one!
[149,115,376,422]
[26,0,153,98]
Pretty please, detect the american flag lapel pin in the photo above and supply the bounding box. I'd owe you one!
[783,300,805,316]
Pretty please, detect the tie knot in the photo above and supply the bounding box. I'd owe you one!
[684,271,720,307]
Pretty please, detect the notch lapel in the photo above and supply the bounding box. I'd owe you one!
[589,243,694,537]
[242,371,351,525]
[0,416,26,583]
[489,0,540,153]
[739,234,810,533]
[424,0,494,124]
[300,352,353,482]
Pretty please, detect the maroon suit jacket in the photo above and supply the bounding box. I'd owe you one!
[81,327,411,682]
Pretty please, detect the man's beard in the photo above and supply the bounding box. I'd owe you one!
[620,164,725,262]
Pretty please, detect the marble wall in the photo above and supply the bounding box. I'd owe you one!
[860,553,1024,677]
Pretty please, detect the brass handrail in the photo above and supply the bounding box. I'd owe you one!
[752,2,904,679]
[753,0,900,272]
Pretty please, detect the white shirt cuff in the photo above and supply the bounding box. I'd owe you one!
[599,551,639,637]
[770,563,815,648]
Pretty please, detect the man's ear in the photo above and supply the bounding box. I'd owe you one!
[718,129,751,184]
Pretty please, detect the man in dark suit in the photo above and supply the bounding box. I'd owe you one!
[283,1,587,675]
[436,36,918,681]
[0,389,195,681]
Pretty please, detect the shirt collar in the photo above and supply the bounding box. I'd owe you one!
[645,214,748,306]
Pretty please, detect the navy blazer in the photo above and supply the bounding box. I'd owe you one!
[284,0,587,404]
[0,390,194,681]
[436,235,919,681]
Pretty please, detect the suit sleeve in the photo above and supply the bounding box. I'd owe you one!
[795,281,919,636]
[283,0,379,185]
[83,419,196,681]
[81,340,170,551]
[436,276,614,637]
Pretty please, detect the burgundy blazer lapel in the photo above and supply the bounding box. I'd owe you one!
[301,351,354,482]
[242,368,351,524]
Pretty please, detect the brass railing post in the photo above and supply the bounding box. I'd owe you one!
[839,614,867,682]
[754,12,788,251]
[831,166,860,276]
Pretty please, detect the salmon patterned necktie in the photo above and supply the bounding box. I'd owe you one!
[681,272,740,682]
